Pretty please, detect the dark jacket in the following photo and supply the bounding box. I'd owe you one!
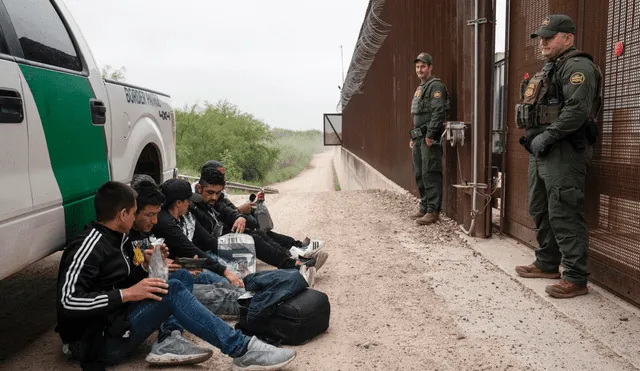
[152,210,227,276]
[217,192,260,232]
[191,193,258,236]
[56,222,145,352]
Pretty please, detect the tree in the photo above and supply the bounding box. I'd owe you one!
[101,65,127,81]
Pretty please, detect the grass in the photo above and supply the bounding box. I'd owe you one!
[262,130,324,185]
[333,163,341,191]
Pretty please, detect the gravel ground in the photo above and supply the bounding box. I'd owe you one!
[1,151,638,371]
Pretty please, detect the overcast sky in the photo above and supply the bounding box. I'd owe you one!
[62,0,506,131]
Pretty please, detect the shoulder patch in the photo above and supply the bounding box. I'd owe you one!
[415,86,422,97]
[433,90,442,98]
[570,72,585,85]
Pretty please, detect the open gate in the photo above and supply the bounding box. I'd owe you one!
[503,0,640,305]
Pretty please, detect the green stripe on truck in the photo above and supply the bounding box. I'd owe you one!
[19,65,110,242]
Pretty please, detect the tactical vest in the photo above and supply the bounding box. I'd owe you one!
[411,77,451,117]
[515,50,603,133]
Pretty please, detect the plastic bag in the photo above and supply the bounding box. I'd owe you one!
[148,237,168,281]
[255,202,274,232]
[217,233,256,279]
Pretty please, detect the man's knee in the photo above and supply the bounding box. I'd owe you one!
[168,269,194,289]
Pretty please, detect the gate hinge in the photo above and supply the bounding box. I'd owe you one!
[467,18,488,26]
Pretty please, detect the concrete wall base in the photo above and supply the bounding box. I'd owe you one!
[333,146,410,196]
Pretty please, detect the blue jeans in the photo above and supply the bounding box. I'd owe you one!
[159,270,228,340]
[102,270,248,364]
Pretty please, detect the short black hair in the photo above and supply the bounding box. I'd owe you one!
[199,167,226,187]
[201,160,224,174]
[131,179,165,213]
[94,181,137,222]
[159,178,193,209]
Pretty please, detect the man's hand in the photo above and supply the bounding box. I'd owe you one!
[425,137,434,147]
[530,134,552,157]
[409,140,414,149]
[121,278,168,303]
[232,217,247,233]
[237,202,255,215]
[142,244,169,271]
[167,256,202,277]
[224,269,245,288]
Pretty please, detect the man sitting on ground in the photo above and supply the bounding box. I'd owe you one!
[200,161,324,253]
[191,167,327,271]
[55,181,297,370]
[152,178,244,287]
[198,161,328,268]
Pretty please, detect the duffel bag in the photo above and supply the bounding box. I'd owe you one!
[235,288,330,346]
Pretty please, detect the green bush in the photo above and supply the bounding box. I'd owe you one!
[175,101,323,185]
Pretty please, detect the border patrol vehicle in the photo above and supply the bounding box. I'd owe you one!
[0,0,177,280]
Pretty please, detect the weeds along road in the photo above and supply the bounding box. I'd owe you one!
[1,150,639,370]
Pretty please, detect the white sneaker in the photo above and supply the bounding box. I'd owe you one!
[299,265,316,288]
[232,336,296,370]
[146,330,213,365]
[298,240,325,258]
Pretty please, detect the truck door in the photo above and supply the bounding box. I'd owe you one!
[0,40,30,226]
[0,21,31,279]
[2,0,110,242]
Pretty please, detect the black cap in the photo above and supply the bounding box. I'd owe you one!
[159,178,193,206]
[531,14,577,38]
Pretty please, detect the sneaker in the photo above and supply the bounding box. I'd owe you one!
[289,246,304,259]
[146,330,213,365]
[300,237,311,247]
[299,265,316,288]
[299,251,329,271]
[298,240,326,258]
[232,336,296,370]
[313,251,328,271]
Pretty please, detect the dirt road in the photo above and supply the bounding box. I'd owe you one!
[2,151,640,370]
[268,149,335,193]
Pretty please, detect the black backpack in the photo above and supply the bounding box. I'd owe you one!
[235,288,331,346]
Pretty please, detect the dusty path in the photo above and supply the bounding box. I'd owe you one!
[268,149,335,193]
[1,151,640,370]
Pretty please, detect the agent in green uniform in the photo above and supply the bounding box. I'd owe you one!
[514,15,602,299]
[409,53,449,226]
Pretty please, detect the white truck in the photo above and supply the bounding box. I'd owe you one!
[0,0,177,280]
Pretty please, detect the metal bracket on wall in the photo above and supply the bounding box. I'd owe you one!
[466,18,488,26]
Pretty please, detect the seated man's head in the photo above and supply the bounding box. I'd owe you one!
[201,160,226,180]
[131,178,165,233]
[196,167,226,206]
[95,181,137,233]
[159,179,193,217]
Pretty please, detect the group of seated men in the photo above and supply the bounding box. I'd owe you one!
[55,160,328,370]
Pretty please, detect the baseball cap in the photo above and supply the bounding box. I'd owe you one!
[530,14,577,38]
[159,178,193,206]
[414,52,432,65]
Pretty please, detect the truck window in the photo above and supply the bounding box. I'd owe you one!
[3,0,82,71]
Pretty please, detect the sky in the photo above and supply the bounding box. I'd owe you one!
[61,0,506,131]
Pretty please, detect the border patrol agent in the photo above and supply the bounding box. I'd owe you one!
[409,53,449,226]
[514,15,602,299]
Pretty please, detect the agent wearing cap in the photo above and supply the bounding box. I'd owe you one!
[514,14,602,299]
[409,52,449,226]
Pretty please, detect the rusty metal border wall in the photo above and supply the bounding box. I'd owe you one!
[341,0,495,237]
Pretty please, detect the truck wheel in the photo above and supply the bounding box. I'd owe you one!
[134,144,161,184]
